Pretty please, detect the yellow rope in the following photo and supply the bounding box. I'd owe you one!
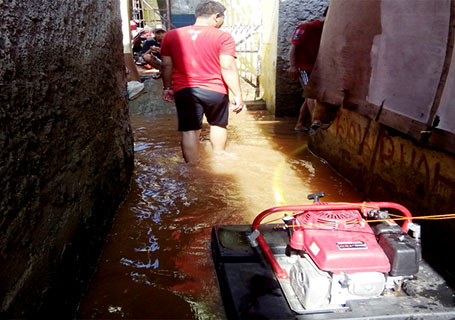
[259,213,455,229]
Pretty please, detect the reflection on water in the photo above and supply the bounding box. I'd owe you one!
[77,110,362,319]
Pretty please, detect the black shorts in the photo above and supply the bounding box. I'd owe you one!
[174,87,229,131]
[299,69,311,88]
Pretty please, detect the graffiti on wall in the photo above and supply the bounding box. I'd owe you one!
[332,110,455,203]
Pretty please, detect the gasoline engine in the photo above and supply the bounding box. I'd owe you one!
[278,194,421,312]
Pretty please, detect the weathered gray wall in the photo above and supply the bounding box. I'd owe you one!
[128,77,176,115]
[171,0,200,14]
[275,0,329,116]
[0,0,134,317]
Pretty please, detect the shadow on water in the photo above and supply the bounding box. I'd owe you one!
[77,109,362,319]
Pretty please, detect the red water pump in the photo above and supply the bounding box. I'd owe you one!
[290,208,390,274]
[250,193,421,312]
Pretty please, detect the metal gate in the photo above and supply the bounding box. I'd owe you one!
[221,0,263,99]
[131,0,171,30]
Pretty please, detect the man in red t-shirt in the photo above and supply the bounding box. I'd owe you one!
[160,1,244,163]
[288,9,326,132]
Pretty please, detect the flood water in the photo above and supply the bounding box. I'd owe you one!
[77,109,363,319]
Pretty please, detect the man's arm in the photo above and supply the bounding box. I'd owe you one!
[161,55,174,102]
[140,39,152,55]
[220,54,244,113]
[288,43,299,80]
[143,49,161,70]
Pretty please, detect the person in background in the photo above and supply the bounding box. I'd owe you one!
[159,0,244,163]
[143,25,154,39]
[132,30,145,59]
[288,8,327,132]
[141,24,167,73]
[132,25,154,60]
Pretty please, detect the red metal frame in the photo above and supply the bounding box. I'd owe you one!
[251,202,413,280]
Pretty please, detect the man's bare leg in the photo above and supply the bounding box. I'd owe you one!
[181,129,201,163]
[209,125,227,153]
[295,100,309,131]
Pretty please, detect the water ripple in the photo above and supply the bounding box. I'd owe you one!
[130,272,152,285]
[120,257,159,269]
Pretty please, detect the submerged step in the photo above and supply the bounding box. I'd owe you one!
[245,99,266,110]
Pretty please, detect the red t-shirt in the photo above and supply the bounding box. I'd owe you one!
[160,25,236,94]
[291,20,324,71]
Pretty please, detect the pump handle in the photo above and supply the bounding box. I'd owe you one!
[307,192,325,203]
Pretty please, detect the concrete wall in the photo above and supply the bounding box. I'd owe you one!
[260,0,279,114]
[275,0,329,116]
[0,0,134,317]
[171,0,200,14]
[310,108,455,285]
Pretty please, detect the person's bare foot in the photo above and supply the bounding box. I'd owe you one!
[294,124,309,132]
[309,120,322,135]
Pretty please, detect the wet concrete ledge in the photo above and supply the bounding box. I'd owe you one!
[128,77,176,116]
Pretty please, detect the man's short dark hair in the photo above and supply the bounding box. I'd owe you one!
[195,1,226,18]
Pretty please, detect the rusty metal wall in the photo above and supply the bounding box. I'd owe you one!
[308,0,455,153]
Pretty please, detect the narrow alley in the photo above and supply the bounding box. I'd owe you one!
[77,86,363,318]
[2,0,455,318]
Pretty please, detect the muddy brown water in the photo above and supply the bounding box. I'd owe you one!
[77,109,362,319]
